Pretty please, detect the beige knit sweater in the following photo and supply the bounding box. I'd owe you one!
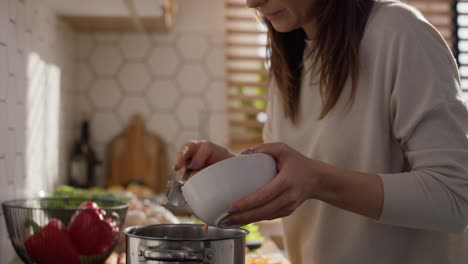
[263,1,468,263]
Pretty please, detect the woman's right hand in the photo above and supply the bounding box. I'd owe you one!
[174,141,234,174]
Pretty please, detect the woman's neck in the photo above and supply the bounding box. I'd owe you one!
[302,20,317,40]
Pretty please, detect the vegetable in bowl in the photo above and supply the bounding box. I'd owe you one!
[46,185,130,225]
[2,197,128,264]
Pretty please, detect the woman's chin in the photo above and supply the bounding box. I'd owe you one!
[271,23,301,33]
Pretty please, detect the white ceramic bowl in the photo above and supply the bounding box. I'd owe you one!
[182,153,277,227]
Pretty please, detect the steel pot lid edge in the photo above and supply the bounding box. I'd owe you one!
[123,224,248,242]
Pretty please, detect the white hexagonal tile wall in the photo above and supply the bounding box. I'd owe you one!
[205,48,225,79]
[0,158,7,200]
[14,155,25,190]
[0,103,7,157]
[76,63,94,93]
[177,34,208,61]
[15,105,25,153]
[152,32,178,44]
[149,46,180,77]
[0,45,7,101]
[148,113,180,142]
[205,81,227,111]
[90,79,122,110]
[74,95,93,116]
[15,54,25,103]
[91,113,121,144]
[90,45,123,76]
[120,33,151,60]
[7,22,17,75]
[147,80,180,110]
[94,32,120,43]
[7,75,16,129]
[0,0,8,45]
[8,0,17,22]
[118,96,151,124]
[118,63,151,94]
[6,130,16,181]
[176,97,207,128]
[76,34,95,60]
[16,5,26,52]
[177,64,208,94]
[175,131,200,150]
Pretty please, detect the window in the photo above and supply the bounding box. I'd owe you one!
[225,1,464,149]
[457,0,468,100]
[403,0,468,99]
[225,0,268,149]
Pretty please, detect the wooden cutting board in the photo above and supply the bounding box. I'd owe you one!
[107,114,169,194]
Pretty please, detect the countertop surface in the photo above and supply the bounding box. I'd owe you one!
[10,238,290,264]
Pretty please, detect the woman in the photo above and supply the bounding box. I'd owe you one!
[175,0,468,263]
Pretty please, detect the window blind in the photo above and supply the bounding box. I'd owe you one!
[457,0,468,99]
[405,0,468,99]
[225,0,460,148]
[225,0,268,148]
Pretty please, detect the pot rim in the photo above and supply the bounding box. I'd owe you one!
[124,224,249,242]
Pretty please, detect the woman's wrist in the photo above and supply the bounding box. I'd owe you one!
[310,160,384,220]
[309,160,342,204]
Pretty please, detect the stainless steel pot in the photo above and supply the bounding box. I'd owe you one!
[124,224,248,264]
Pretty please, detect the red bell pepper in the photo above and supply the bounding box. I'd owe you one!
[24,218,80,264]
[68,201,119,255]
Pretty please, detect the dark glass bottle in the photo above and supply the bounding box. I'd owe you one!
[68,114,100,188]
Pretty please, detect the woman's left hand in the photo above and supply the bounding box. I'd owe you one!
[221,142,335,227]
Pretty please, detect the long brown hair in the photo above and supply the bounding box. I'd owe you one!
[265,0,375,122]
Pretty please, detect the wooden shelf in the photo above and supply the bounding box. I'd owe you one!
[60,0,176,33]
[62,15,173,33]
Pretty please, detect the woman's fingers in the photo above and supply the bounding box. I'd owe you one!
[118,253,126,264]
[244,142,290,169]
[175,140,234,174]
[252,142,289,158]
[104,252,118,264]
[223,188,298,226]
[188,141,215,170]
[174,141,199,170]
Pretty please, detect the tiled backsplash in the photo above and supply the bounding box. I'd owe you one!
[0,0,226,260]
[75,0,227,182]
[0,0,76,260]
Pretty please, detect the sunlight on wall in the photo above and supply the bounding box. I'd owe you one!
[25,52,61,195]
[45,65,61,190]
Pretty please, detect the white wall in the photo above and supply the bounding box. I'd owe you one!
[75,0,227,181]
[0,0,226,260]
[0,0,75,260]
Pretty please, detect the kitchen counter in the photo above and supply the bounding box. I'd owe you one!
[246,239,290,264]
[10,238,289,264]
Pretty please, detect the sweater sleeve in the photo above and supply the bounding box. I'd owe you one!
[378,18,468,233]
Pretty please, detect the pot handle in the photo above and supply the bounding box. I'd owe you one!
[140,247,214,263]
